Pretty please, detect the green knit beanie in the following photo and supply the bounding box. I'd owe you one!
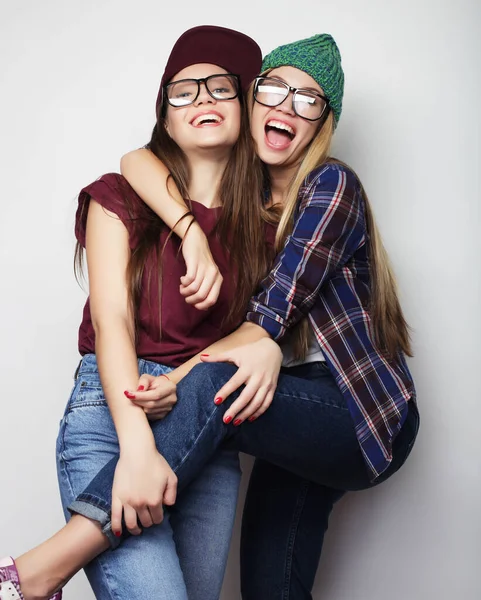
[261,33,344,125]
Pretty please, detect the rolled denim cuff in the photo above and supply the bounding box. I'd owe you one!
[68,498,119,549]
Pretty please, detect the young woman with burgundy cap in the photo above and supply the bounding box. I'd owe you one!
[0,25,273,600]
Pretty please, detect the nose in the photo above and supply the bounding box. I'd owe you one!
[275,91,296,117]
[194,82,215,106]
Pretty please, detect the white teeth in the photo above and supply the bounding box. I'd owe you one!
[192,114,222,127]
[266,120,295,135]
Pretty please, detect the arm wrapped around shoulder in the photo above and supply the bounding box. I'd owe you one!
[246,163,366,340]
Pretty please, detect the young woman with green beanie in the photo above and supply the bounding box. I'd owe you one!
[119,32,420,598]
[0,32,419,600]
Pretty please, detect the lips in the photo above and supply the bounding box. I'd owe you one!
[264,118,296,150]
[190,111,224,127]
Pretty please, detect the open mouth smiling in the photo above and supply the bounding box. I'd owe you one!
[265,119,296,149]
[190,112,224,127]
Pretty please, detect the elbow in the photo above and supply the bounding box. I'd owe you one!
[91,311,134,340]
[240,321,272,339]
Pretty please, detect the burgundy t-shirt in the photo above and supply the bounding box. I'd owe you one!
[75,173,275,367]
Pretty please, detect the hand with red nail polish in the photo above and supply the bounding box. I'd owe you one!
[204,337,283,426]
[129,373,177,421]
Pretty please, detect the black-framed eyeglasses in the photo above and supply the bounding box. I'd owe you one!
[253,76,330,121]
[165,74,240,107]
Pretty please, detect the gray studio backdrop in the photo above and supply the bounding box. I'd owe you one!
[0,1,479,598]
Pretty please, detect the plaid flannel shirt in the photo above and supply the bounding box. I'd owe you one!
[246,163,415,480]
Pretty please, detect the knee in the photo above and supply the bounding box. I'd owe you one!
[186,362,238,391]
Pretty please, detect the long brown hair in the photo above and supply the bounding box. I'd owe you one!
[75,93,272,333]
[249,75,412,359]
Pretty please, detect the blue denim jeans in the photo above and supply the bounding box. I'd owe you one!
[56,355,241,600]
[69,360,418,543]
[238,360,414,599]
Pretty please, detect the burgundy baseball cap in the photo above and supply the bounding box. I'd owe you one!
[156,25,262,113]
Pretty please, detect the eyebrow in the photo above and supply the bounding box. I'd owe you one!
[269,75,322,94]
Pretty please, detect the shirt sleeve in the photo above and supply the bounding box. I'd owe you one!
[75,173,145,248]
[246,163,366,340]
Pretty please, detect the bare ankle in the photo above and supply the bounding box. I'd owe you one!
[15,559,64,600]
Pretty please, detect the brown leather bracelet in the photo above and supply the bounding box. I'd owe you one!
[178,216,197,253]
[171,210,194,234]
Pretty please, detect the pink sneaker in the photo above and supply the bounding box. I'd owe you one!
[0,557,62,600]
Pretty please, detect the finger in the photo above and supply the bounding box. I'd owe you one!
[183,270,218,307]
[180,261,198,287]
[223,379,261,423]
[144,404,173,416]
[137,373,156,392]
[125,376,157,397]
[248,389,275,422]
[211,370,248,407]
[137,506,154,529]
[111,496,123,537]
[193,275,223,310]
[163,474,178,506]
[179,271,203,297]
[199,352,234,364]
[148,503,164,525]
[147,410,170,421]
[232,386,270,423]
[133,392,177,407]
[129,388,175,403]
[123,504,142,535]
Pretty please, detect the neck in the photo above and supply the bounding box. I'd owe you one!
[267,163,298,208]
[186,151,230,208]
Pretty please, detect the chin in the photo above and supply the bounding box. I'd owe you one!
[257,147,289,166]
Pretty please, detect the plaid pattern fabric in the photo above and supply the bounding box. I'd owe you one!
[247,163,415,480]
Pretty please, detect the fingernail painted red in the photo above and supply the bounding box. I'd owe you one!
[248,416,257,422]
[233,419,242,427]
[214,397,223,405]
[200,353,210,357]
[224,416,232,424]
[114,531,121,537]
[124,391,135,399]
[137,385,145,391]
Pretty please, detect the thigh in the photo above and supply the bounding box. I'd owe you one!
[56,364,189,599]
[240,459,344,600]
[56,372,119,518]
[170,447,241,600]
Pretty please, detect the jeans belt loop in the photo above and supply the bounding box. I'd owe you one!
[74,358,82,380]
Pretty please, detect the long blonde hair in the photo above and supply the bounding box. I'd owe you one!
[255,95,412,359]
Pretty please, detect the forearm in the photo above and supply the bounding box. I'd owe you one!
[120,149,192,238]
[94,319,155,452]
[168,322,270,384]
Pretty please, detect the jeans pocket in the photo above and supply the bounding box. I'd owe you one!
[68,374,106,411]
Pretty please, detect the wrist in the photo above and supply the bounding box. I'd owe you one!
[117,410,156,454]
[172,211,195,239]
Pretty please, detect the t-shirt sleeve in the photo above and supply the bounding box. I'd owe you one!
[75,172,145,248]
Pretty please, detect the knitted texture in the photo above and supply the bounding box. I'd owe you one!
[262,34,344,124]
